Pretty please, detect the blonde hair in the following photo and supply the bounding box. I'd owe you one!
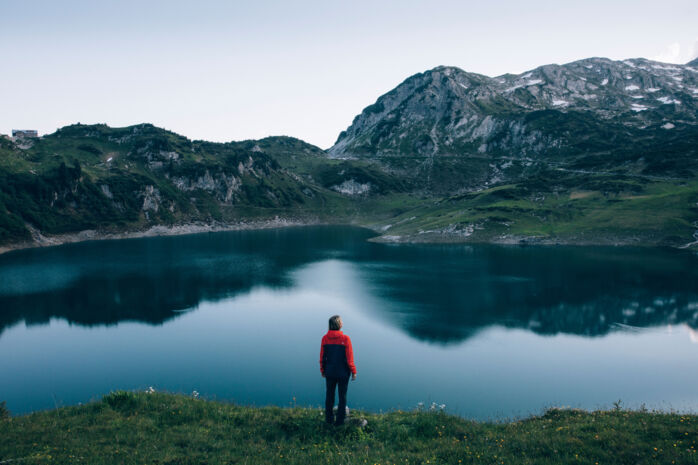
[329,315,342,330]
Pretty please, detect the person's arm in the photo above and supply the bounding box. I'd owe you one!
[345,335,357,380]
[319,338,326,377]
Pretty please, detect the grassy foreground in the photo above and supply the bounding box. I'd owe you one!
[0,393,696,464]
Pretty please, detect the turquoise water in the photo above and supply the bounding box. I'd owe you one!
[1,226,697,419]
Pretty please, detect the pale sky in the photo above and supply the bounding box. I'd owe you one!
[2,0,697,148]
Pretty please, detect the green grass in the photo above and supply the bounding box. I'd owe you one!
[0,392,696,464]
[369,180,698,247]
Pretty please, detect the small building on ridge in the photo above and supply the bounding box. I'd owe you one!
[12,129,38,139]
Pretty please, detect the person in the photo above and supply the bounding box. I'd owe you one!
[319,315,357,425]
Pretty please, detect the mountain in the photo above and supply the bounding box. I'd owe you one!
[1,57,698,250]
[0,123,352,245]
[330,58,698,193]
[687,57,698,67]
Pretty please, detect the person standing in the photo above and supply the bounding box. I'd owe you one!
[320,315,357,425]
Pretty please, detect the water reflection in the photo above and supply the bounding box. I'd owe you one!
[357,245,698,343]
[0,226,697,343]
[0,227,363,335]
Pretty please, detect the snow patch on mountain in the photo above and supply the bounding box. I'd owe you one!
[505,79,543,93]
[331,179,371,196]
[652,64,682,71]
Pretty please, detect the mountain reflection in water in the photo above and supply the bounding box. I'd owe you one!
[0,226,697,343]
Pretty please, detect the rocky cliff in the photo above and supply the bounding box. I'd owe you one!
[0,124,339,244]
[330,58,698,193]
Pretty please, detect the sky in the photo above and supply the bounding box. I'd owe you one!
[2,0,697,148]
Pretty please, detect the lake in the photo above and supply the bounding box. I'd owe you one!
[1,226,697,419]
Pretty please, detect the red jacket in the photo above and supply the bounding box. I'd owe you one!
[320,330,356,378]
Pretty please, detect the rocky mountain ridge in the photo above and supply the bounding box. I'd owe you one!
[332,57,698,156]
[330,57,698,193]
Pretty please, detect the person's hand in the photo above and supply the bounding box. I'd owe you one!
[352,373,357,381]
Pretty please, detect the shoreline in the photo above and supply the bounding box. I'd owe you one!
[0,218,328,256]
[369,230,698,249]
[1,219,696,255]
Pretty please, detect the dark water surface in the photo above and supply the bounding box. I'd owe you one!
[1,226,697,419]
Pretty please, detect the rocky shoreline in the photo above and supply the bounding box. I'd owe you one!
[0,217,324,256]
[369,230,698,249]
[2,219,697,256]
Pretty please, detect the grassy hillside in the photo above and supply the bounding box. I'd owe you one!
[0,392,696,464]
[0,124,358,244]
[364,176,698,248]
[1,123,697,249]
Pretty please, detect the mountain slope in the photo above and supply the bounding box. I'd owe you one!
[0,124,350,244]
[330,58,698,193]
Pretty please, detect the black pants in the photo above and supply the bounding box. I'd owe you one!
[325,376,349,425]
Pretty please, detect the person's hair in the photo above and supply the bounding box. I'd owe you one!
[329,315,342,330]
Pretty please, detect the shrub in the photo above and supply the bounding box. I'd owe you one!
[0,401,10,420]
[103,391,139,413]
[77,144,102,155]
